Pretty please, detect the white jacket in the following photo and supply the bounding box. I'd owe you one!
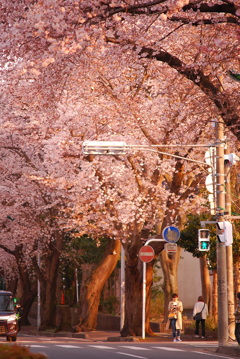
[193,301,208,320]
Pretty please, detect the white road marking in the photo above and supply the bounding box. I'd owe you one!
[117,352,147,359]
[191,344,218,347]
[152,346,184,351]
[55,345,82,348]
[29,345,47,348]
[88,345,116,349]
[120,346,150,351]
[194,352,233,358]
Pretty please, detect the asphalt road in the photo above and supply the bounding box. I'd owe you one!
[1,335,237,359]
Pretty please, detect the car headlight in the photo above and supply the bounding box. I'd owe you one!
[7,314,17,323]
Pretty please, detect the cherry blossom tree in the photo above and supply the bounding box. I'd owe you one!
[1,0,239,335]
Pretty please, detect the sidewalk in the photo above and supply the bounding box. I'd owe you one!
[20,326,240,357]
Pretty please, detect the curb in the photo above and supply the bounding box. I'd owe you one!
[107,336,138,342]
[216,345,240,357]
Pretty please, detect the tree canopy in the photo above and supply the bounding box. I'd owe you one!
[1,0,239,334]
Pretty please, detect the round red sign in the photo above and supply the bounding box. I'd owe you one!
[139,245,155,263]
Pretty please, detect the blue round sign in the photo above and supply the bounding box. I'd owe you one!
[162,226,180,243]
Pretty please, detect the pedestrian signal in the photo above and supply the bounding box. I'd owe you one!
[198,229,210,251]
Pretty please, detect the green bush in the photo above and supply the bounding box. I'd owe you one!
[184,317,218,338]
[100,296,119,315]
[150,292,164,322]
[0,344,47,359]
[205,317,218,331]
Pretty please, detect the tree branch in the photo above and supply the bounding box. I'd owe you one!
[138,46,240,140]
[107,0,239,23]
[0,244,15,256]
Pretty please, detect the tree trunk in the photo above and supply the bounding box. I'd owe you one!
[120,254,143,337]
[120,238,165,337]
[15,245,37,326]
[234,258,240,294]
[145,263,154,335]
[18,268,37,326]
[40,231,64,330]
[75,238,121,331]
[200,255,212,314]
[212,269,218,321]
[160,246,181,322]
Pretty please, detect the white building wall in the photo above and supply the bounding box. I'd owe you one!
[156,249,201,310]
[178,250,201,309]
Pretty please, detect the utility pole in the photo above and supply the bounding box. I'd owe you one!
[216,118,228,345]
[225,145,235,336]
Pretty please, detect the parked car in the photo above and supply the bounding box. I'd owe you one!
[0,290,18,341]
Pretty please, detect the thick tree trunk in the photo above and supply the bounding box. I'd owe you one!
[75,238,121,331]
[120,240,165,337]
[40,266,59,330]
[40,231,64,330]
[15,245,37,326]
[18,269,37,326]
[200,255,212,314]
[120,253,143,337]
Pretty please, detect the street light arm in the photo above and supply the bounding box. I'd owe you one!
[82,141,214,170]
[136,147,214,170]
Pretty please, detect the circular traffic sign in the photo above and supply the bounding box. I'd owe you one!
[139,245,155,263]
[162,226,180,243]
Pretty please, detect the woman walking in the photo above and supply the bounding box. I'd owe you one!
[193,296,208,338]
[167,293,183,342]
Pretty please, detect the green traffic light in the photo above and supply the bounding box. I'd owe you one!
[201,241,209,250]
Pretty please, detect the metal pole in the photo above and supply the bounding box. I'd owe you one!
[212,147,217,214]
[37,249,41,330]
[75,268,79,303]
[120,245,125,330]
[216,118,228,346]
[142,262,146,339]
[224,146,235,333]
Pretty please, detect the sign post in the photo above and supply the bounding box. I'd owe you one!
[139,245,155,339]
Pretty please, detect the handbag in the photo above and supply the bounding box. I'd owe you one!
[194,303,205,320]
[168,312,177,319]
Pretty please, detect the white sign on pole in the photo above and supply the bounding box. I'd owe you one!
[164,243,177,253]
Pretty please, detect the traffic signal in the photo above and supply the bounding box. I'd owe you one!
[224,153,239,166]
[198,229,210,251]
[216,221,233,246]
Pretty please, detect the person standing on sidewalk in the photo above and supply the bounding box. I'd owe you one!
[167,293,183,342]
[234,292,240,345]
[193,296,208,338]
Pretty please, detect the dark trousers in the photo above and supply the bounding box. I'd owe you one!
[235,322,240,344]
[170,318,180,338]
[195,319,205,337]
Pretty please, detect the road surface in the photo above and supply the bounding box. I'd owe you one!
[1,335,236,359]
